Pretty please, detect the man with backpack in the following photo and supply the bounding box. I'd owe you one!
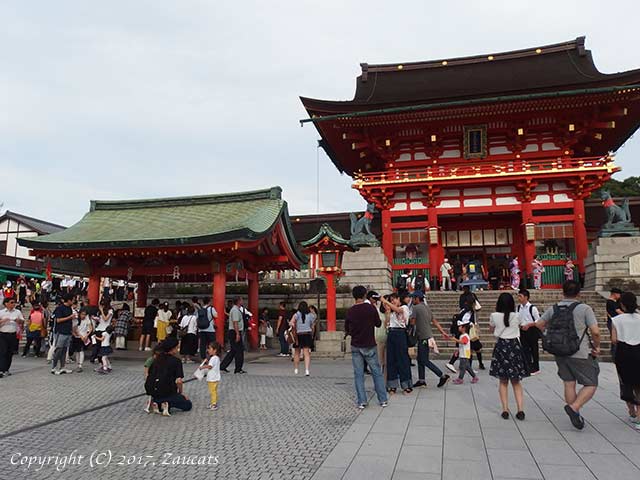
[523,280,601,430]
[196,297,217,360]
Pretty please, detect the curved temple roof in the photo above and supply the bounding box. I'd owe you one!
[301,37,640,112]
[18,187,306,265]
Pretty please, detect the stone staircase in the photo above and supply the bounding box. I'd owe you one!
[423,289,611,362]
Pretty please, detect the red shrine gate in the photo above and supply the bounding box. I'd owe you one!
[19,187,305,348]
[301,37,640,287]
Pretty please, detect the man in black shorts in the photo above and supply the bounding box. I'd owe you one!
[139,299,159,352]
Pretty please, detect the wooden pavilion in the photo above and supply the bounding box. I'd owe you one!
[18,187,306,347]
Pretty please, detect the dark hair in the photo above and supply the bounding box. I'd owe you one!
[186,304,195,314]
[458,322,469,333]
[62,293,74,303]
[610,288,623,295]
[121,303,130,311]
[105,325,114,335]
[496,292,516,327]
[380,295,391,314]
[519,289,530,299]
[309,305,318,315]
[297,301,309,323]
[208,341,220,353]
[152,298,160,305]
[2,297,14,305]
[620,291,638,313]
[161,337,179,352]
[191,296,198,303]
[563,280,580,298]
[352,286,367,300]
[233,297,242,305]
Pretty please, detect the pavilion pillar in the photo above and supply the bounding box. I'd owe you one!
[213,266,227,345]
[88,273,100,306]
[381,209,393,264]
[573,198,588,279]
[521,202,536,287]
[136,280,148,308]
[248,272,259,350]
[322,272,337,331]
[427,206,440,290]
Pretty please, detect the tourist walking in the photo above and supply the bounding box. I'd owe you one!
[449,319,478,384]
[606,288,623,358]
[517,289,541,375]
[446,298,485,372]
[344,286,388,408]
[95,325,114,374]
[610,291,640,429]
[179,305,199,363]
[144,337,192,416]
[197,298,217,360]
[532,255,544,289]
[156,302,172,342]
[51,294,76,375]
[22,301,45,357]
[70,308,92,372]
[510,255,521,290]
[410,291,450,388]
[440,258,453,291]
[290,301,315,376]
[0,297,24,377]
[114,303,132,350]
[523,280,600,430]
[367,292,387,378]
[381,294,413,394]
[199,342,221,410]
[140,298,159,351]
[489,292,528,419]
[258,308,269,350]
[220,297,246,374]
[276,302,289,356]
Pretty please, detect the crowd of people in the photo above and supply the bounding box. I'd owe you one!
[1,276,638,431]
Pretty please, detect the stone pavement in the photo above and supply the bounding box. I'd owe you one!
[0,354,638,480]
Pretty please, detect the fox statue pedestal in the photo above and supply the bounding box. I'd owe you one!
[341,246,393,293]
[584,236,640,291]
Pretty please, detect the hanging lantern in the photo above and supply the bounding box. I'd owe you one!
[127,267,134,281]
[172,266,180,280]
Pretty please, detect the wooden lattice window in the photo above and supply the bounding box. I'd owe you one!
[463,125,487,159]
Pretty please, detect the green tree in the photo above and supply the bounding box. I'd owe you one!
[592,177,640,197]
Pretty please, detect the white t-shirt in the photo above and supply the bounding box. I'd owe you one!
[489,312,522,339]
[441,263,452,276]
[76,318,93,338]
[389,305,410,328]
[206,355,221,382]
[100,331,111,347]
[0,308,25,333]
[180,314,198,335]
[459,333,472,359]
[612,313,640,346]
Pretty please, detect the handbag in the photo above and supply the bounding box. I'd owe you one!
[469,323,479,341]
[473,299,482,311]
[428,337,440,355]
[285,327,297,345]
[406,324,417,348]
[193,361,206,381]
[266,325,274,338]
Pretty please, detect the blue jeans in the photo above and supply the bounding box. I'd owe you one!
[278,330,289,355]
[417,339,444,381]
[351,346,388,405]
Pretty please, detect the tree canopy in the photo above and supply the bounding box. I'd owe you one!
[592,177,640,197]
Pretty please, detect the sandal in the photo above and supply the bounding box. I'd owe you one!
[403,388,413,395]
[501,411,510,419]
[387,388,396,395]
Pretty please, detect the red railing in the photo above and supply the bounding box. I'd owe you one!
[353,155,617,186]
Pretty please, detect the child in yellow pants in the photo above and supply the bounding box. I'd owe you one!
[199,342,221,410]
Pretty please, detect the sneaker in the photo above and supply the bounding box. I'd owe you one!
[221,368,230,373]
[452,378,463,385]
[530,370,540,376]
[161,402,171,417]
[516,411,525,421]
[305,370,310,376]
[54,370,63,375]
[60,368,73,374]
[564,405,585,430]
[50,369,58,375]
[294,368,299,375]
[151,403,160,414]
[629,416,640,424]
[138,347,143,352]
[445,363,457,373]
[234,370,247,374]
[437,375,450,388]
[75,367,83,373]
[412,380,427,388]
[471,377,479,384]
[210,404,218,411]
[96,369,107,375]
[143,399,152,413]
[144,347,152,351]
[478,364,486,370]
[380,402,388,408]
[21,353,26,358]
[357,404,366,410]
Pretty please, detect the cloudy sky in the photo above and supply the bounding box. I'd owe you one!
[1,1,638,227]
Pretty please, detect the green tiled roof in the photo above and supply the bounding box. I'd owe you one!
[19,187,303,260]
[301,224,357,250]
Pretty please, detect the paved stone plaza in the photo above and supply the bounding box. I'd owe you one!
[0,355,638,480]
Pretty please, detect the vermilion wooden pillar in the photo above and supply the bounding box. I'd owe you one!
[88,273,100,306]
[381,209,393,263]
[248,272,259,350]
[573,199,588,275]
[136,280,148,308]
[213,269,227,345]
[521,202,536,280]
[427,206,440,287]
[322,272,337,331]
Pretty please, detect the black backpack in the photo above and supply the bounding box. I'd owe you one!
[396,275,408,291]
[196,307,211,330]
[542,302,586,357]
[414,274,425,291]
[144,359,175,398]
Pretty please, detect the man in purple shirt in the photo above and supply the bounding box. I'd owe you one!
[345,285,388,409]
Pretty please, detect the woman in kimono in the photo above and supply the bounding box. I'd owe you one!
[532,255,544,289]
[564,258,575,282]
[510,255,521,290]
